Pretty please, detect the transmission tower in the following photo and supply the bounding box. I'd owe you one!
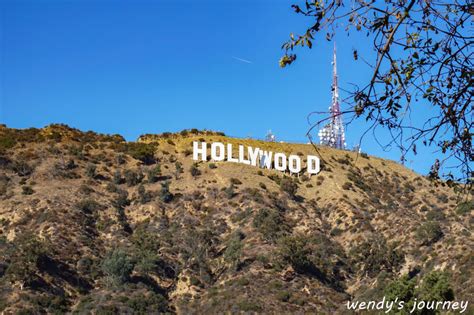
[265,130,276,142]
[318,43,346,149]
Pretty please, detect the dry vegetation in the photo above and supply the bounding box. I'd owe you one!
[0,124,472,314]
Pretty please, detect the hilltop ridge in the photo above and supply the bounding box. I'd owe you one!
[0,124,472,314]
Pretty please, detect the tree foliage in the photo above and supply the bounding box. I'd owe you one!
[282,0,472,183]
[101,249,134,286]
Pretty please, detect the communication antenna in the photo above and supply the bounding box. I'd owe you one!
[318,42,346,149]
[265,130,276,142]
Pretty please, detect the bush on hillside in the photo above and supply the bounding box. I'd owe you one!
[384,271,454,313]
[75,199,101,213]
[279,177,298,199]
[190,163,201,177]
[124,169,143,186]
[224,230,245,270]
[350,235,404,277]
[456,200,473,215]
[138,184,153,204]
[101,249,134,286]
[124,143,156,165]
[147,164,161,183]
[12,160,34,177]
[85,163,96,178]
[415,221,443,246]
[253,208,288,242]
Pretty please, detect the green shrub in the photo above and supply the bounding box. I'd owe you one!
[138,184,152,204]
[342,182,353,190]
[208,163,217,169]
[115,153,126,165]
[124,143,156,165]
[276,291,291,302]
[124,169,143,186]
[224,184,235,199]
[183,149,192,157]
[125,292,168,313]
[230,178,242,185]
[0,135,16,151]
[75,199,101,213]
[85,163,96,178]
[113,189,130,209]
[418,271,454,301]
[278,233,347,287]
[79,184,94,195]
[278,234,314,274]
[101,249,134,286]
[190,163,201,177]
[350,235,404,277]
[426,209,445,221]
[347,170,370,191]
[12,160,34,177]
[113,169,123,185]
[456,200,473,215]
[224,231,244,269]
[253,208,287,241]
[5,232,48,289]
[415,221,443,246]
[21,186,34,195]
[384,275,416,307]
[147,164,161,183]
[174,161,184,179]
[384,271,454,313]
[279,177,298,199]
[160,181,173,203]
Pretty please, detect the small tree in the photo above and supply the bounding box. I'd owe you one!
[415,221,443,246]
[124,169,143,187]
[174,161,184,179]
[138,184,152,204]
[160,181,173,203]
[224,230,245,270]
[190,163,201,177]
[280,177,298,199]
[147,164,161,183]
[6,232,48,290]
[85,163,96,178]
[113,169,123,185]
[224,184,235,199]
[101,249,134,286]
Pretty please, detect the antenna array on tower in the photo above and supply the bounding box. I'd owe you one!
[318,43,346,150]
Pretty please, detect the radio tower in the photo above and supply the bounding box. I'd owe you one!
[318,43,346,149]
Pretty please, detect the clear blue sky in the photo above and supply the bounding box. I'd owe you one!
[0,0,446,176]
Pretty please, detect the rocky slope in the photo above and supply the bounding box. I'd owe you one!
[0,124,472,314]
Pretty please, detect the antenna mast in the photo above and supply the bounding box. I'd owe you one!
[318,42,346,149]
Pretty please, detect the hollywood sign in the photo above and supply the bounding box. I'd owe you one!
[193,141,321,175]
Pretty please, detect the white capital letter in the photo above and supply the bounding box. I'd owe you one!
[227,143,239,163]
[274,153,287,171]
[288,155,301,174]
[259,151,273,169]
[248,147,260,166]
[193,141,207,161]
[211,142,225,161]
[239,145,250,165]
[307,155,320,174]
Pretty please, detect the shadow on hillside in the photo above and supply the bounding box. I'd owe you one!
[130,275,167,296]
[40,256,93,293]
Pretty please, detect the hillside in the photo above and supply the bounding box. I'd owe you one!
[0,124,472,314]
